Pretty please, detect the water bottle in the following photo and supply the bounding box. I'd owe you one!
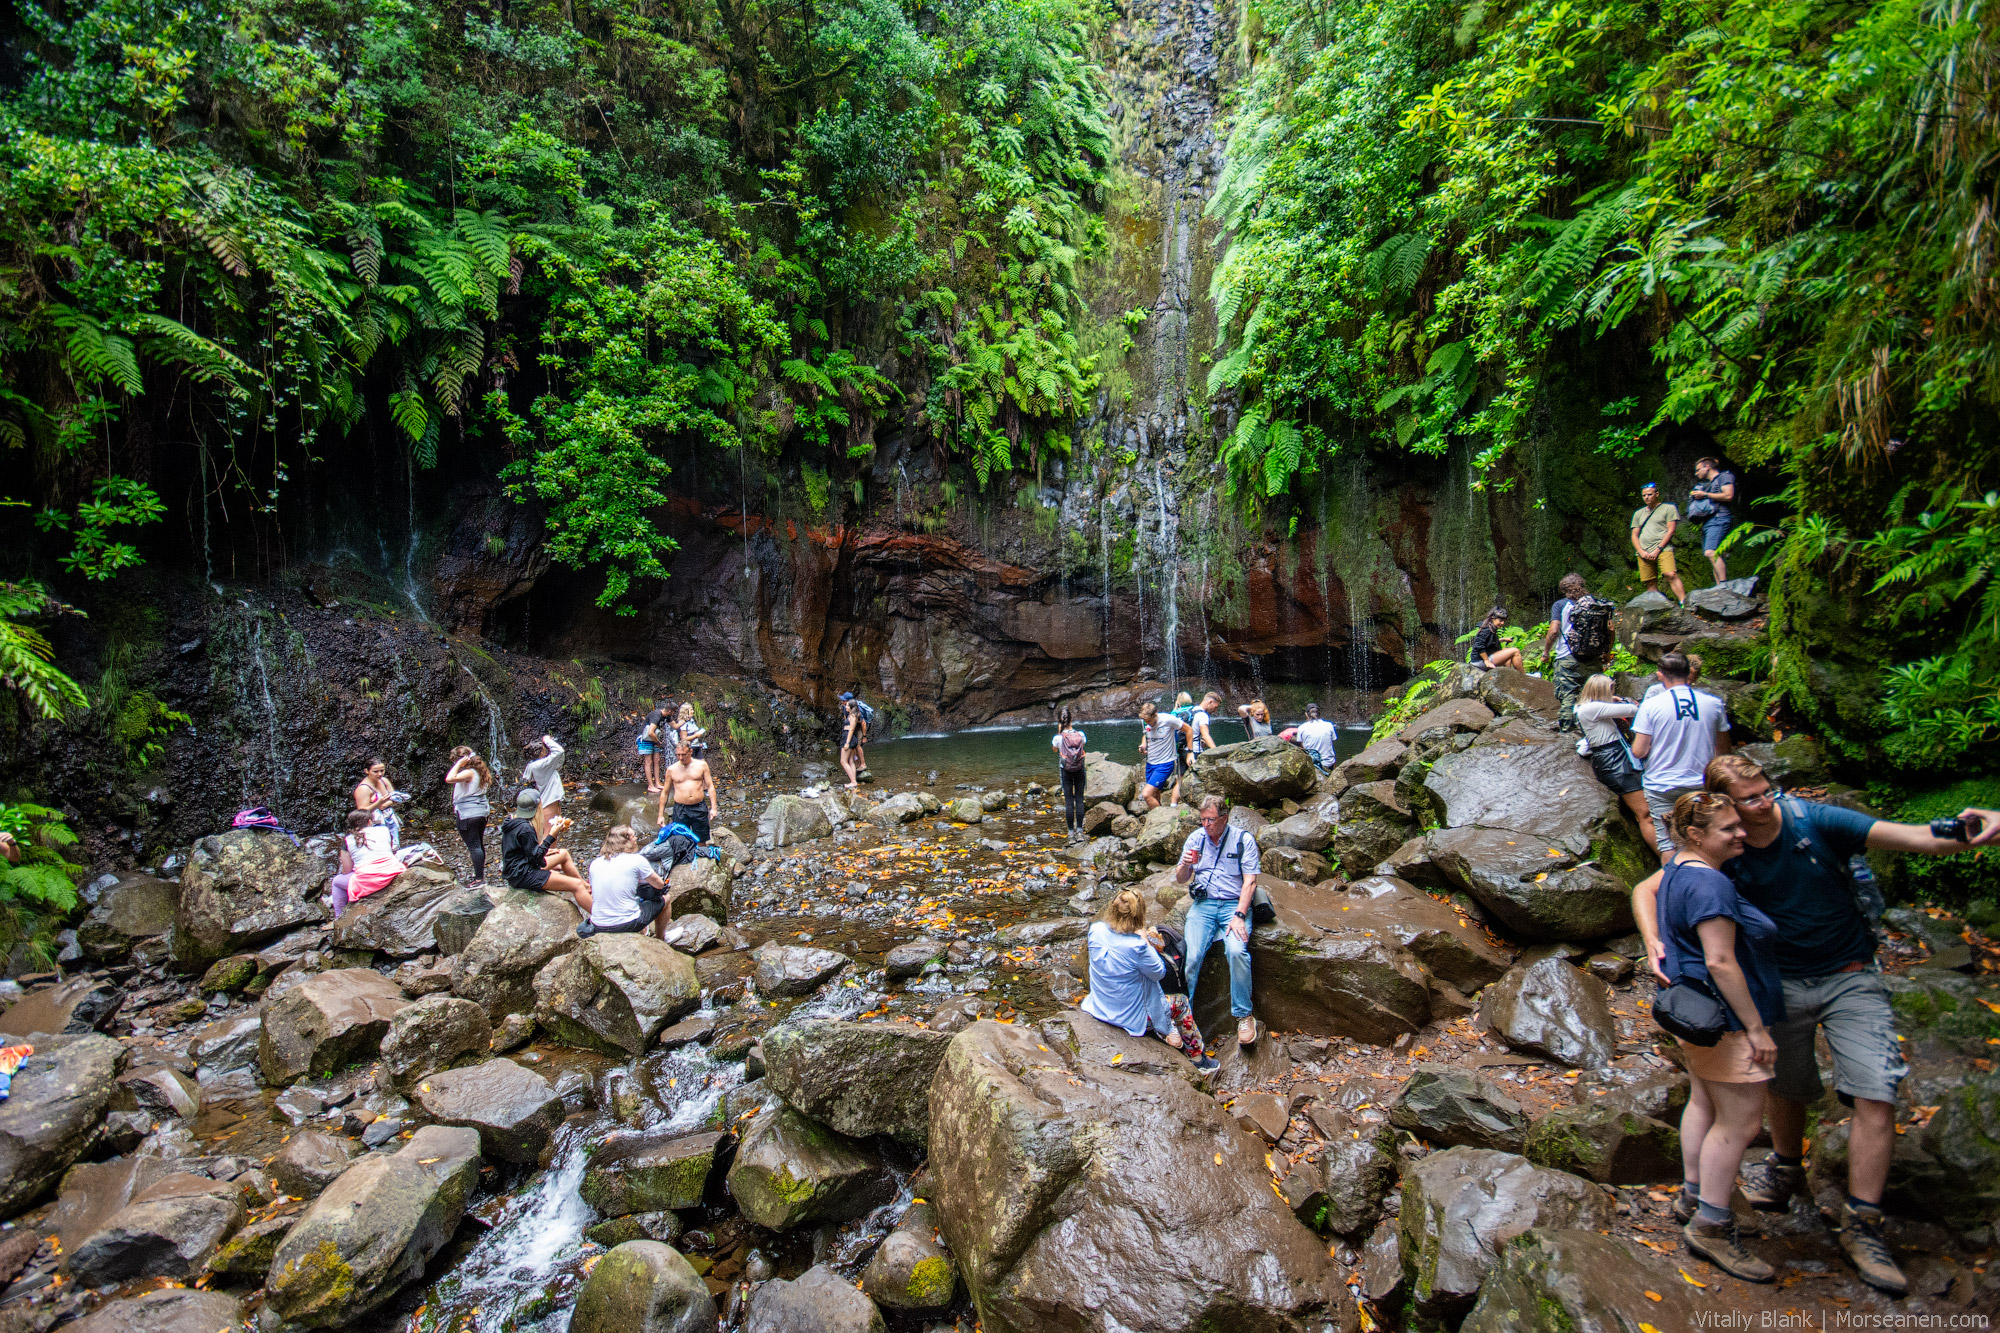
[1848,855,1885,924]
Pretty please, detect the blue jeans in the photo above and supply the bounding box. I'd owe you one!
[1184,895,1253,1020]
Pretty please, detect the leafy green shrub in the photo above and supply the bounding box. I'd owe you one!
[0,803,81,971]
[1371,660,1454,742]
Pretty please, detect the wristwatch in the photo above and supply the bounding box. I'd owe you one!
[1232,909,1247,920]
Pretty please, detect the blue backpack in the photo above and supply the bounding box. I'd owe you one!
[643,822,722,871]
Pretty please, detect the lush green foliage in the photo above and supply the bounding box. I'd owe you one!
[0,801,81,970]
[1,0,1112,608]
[1212,0,1999,770]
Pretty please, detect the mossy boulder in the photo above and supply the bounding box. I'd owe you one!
[1399,1148,1612,1321]
[570,1240,716,1333]
[1523,1103,1680,1184]
[1191,736,1319,805]
[532,934,700,1057]
[449,888,581,1019]
[198,954,262,995]
[1460,1228,1701,1333]
[859,1201,957,1311]
[725,1106,892,1232]
[171,829,329,968]
[761,1018,953,1148]
[581,1132,725,1217]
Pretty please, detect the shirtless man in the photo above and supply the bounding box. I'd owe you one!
[658,741,720,843]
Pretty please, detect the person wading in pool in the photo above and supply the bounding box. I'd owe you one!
[1136,701,1191,810]
[657,739,720,843]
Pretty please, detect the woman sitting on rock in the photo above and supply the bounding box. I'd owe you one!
[1658,791,1783,1284]
[332,810,401,918]
[1576,674,1659,857]
[577,825,668,939]
[499,788,590,912]
[1466,606,1524,671]
[1080,890,1217,1072]
[354,757,403,848]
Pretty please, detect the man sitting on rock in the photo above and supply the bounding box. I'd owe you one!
[1632,754,2000,1297]
[1175,794,1262,1048]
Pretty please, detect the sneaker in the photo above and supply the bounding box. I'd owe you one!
[575,922,598,939]
[1834,1201,1909,1296]
[1237,1018,1259,1047]
[1739,1153,1807,1210]
[1682,1216,1775,1283]
[1193,1055,1220,1073]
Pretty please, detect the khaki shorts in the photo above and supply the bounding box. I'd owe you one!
[1679,1030,1774,1084]
[1638,547,1678,581]
[1770,969,1907,1107]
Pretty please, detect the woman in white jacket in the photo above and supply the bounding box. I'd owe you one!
[521,734,566,839]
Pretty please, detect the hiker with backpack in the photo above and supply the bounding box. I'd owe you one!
[1175,793,1263,1049]
[1136,701,1191,810]
[1079,889,1219,1072]
[1630,652,1733,855]
[1540,573,1615,732]
[1630,755,1999,1297]
[1689,457,1738,584]
[1051,708,1089,843]
[839,698,866,791]
[1631,482,1688,604]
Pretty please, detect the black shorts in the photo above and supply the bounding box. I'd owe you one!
[594,895,666,934]
[507,866,551,892]
[1588,743,1644,797]
[671,803,710,842]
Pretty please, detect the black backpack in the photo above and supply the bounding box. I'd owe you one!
[1152,924,1189,996]
[1564,595,1617,662]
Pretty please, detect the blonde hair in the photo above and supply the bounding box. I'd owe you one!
[1670,791,1735,841]
[1705,753,1766,791]
[599,825,640,856]
[1581,674,1616,706]
[1101,889,1146,934]
[1248,699,1269,722]
[1685,653,1704,685]
[1174,691,1193,707]
[677,703,695,722]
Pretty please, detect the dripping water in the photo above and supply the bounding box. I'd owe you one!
[460,663,512,785]
[402,444,428,623]
[241,604,283,808]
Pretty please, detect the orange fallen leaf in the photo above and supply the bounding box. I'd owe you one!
[1679,1268,1708,1288]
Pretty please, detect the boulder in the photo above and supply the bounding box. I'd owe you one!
[1262,846,1332,884]
[752,943,850,997]
[1325,812,1416,881]
[1482,957,1619,1069]
[330,864,466,957]
[1811,1068,2000,1233]
[756,795,832,849]
[69,1173,245,1285]
[1336,739,1411,784]
[1523,1103,1680,1184]
[430,886,494,956]
[571,1239,717,1333]
[1285,1116,1396,1236]
[258,968,408,1085]
[1082,753,1137,806]
[199,953,261,994]
[1081,801,1126,836]
[46,1156,179,1254]
[1737,734,1829,789]
[943,797,985,823]
[1129,804,1198,863]
[1461,1228,1701,1333]
[654,913,720,955]
[265,1124,482,1328]
[0,1033,124,1218]
[117,1065,201,1119]
[1390,1064,1530,1152]
[1424,826,1636,943]
[76,873,177,960]
[533,934,701,1056]
[885,938,949,979]
[929,1015,1349,1333]
[582,1131,723,1216]
[1399,1147,1613,1320]
[379,993,492,1091]
[1193,878,1430,1045]
[411,1057,561,1163]
[746,1263,887,1333]
[171,828,329,967]
[63,1288,247,1333]
[726,1105,893,1231]
[207,1207,305,1279]
[1394,698,1495,743]
[189,1013,262,1077]
[667,857,731,924]
[448,888,581,1019]
[1686,584,1759,619]
[863,793,929,827]
[1475,668,1559,718]
[584,1211,685,1247]
[762,1019,954,1147]
[1424,739,1647,893]
[1263,795,1340,851]
[271,1128,354,1197]
[860,1200,957,1310]
[1342,877,1512,992]
[1191,736,1319,804]
[0,974,122,1036]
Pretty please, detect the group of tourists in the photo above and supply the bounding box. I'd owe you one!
[1633,756,1996,1293]
[1078,792,1264,1068]
[637,701,708,792]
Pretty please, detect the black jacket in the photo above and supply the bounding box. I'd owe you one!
[500,817,552,888]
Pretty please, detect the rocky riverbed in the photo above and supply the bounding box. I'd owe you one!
[1,600,1996,1333]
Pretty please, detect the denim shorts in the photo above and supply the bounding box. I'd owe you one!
[1143,761,1176,790]
[1702,514,1735,552]
[1770,968,1908,1107]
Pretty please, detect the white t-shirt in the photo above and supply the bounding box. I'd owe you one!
[1142,717,1181,764]
[1189,708,1213,754]
[1295,718,1338,769]
[1631,686,1730,791]
[1575,699,1637,751]
[345,825,396,866]
[588,852,659,928]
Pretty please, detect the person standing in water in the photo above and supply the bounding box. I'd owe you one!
[353,758,402,848]
[1052,708,1089,843]
[637,700,672,793]
[1136,701,1190,810]
[444,747,493,885]
[521,734,566,839]
[658,740,721,842]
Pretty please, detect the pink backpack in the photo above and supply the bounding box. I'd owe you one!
[1057,730,1086,772]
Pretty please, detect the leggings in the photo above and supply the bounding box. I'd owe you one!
[330,874,352,919]
[1060,767,1087,830]
[456,816,488,881]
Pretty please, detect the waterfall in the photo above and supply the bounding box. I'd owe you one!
[1344,456,1375,693]
[1149,460,1181,690]
[1426,442,1495,654]
[401,444,428,623]
[459,663,512,784]
[240,604,283,808]
[1100,495,1114,687]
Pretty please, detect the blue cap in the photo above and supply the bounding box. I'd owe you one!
[839,692,854,701]
[1642,481,1659,490]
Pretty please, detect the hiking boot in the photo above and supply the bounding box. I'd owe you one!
[1682,1216,1775,1283]
[1674,1192,1762,1235]
[1834,1201,1908,1296]
[1739,1153,1807,1210]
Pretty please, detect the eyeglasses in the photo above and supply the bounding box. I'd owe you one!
[1730,787,1777,809]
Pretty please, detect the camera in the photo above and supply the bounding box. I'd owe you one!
[1931,814,1986,841]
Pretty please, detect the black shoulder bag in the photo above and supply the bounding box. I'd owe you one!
[1651,863,1730,1047]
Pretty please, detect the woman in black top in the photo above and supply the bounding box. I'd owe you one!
[1467,606,1524,670]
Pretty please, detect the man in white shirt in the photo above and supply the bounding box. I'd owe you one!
[1294,703,1339,772]
[1630,651,1733,854]
[1175,795,1262,1048]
